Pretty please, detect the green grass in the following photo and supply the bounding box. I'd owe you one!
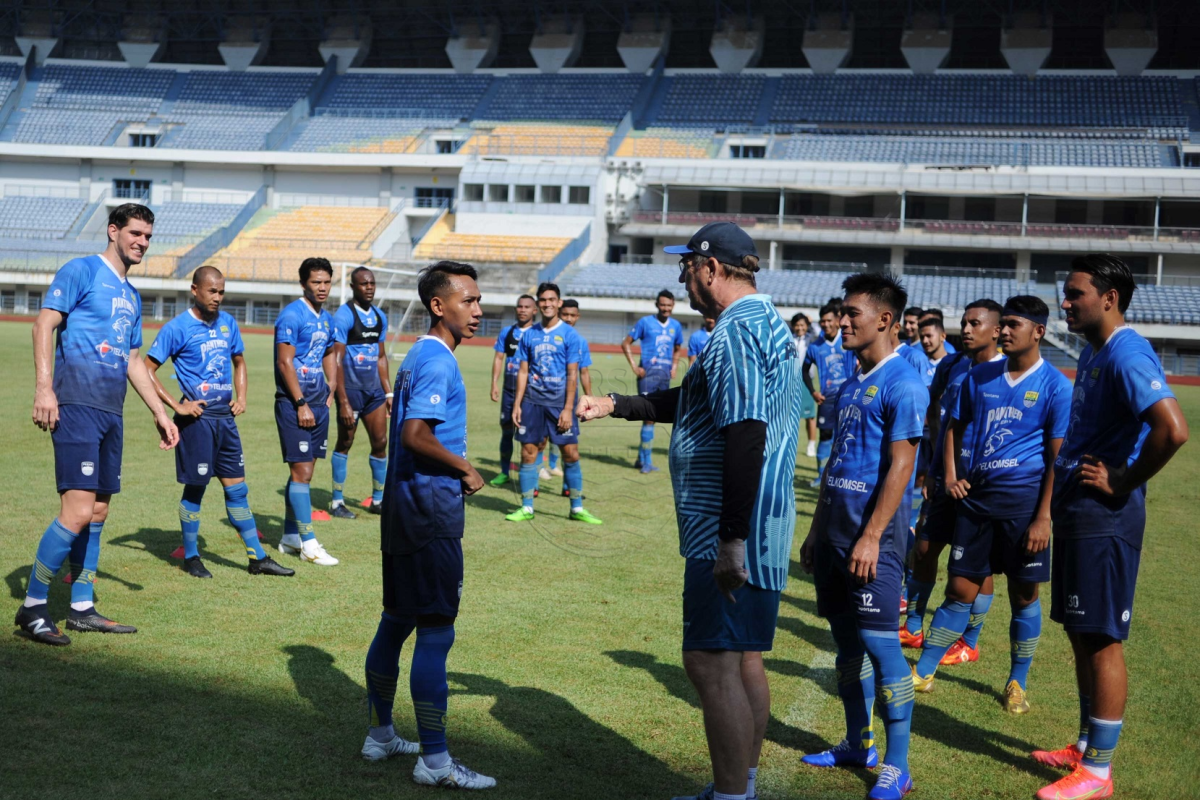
[0,318,1196,799]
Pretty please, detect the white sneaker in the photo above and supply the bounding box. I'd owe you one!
[278,534,303,556]
[413,756,496,789]
[550,466,563,477]
[538,467,553,481]
[300,540,339,566]
[806,440,817,458]
[361,733,419,761]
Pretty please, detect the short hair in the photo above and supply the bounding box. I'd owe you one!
[964,298,1004,317]
[299,257,333,282]
[561,298,580,310]
[904,306,924,319]
[536,282,561,299]
[919,316,945,332]
[790,312,810,327]
[842,272,908,320]
[418,260,478,313]
[718,254,759,286]
[1070,253,1136,314]
[350,266,373,282]
[1003,294,1050,321]
[919,308,944,321]
[517,294,535,304]
[656,289,675,303]
[818,303,840,320]
[108,203,154,230]
[192,265,222,285]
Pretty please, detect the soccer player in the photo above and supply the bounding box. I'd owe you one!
[488,294,536,487]
[799,273,926,800]
[17,203,179,645]
[905,315,951,525]
[1032,255,1188,800]
[274,257,339,567]
[911,296,1070,716]
[688,316,715,367]
[802,303,858,488]
[330,267,391,519]
[621,289,685,473]
[791,313,819,457]
[362,260,495,789]
[903,300,1004,652]
[145,266,295,579]
[505,283,600,524]
[578,221,802,800]
[558,298,593,498]
[902,306,923,346]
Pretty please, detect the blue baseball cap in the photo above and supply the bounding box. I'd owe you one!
[663,221,759,270]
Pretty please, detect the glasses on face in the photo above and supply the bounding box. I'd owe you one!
[678,255,703,274]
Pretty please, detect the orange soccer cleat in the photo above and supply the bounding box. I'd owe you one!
[939,638,980,666]
[899,627,924,649]
[1032,744,1085,770]
[1035,765,1112,800]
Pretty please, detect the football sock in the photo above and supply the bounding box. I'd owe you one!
[287,481,315,542]
[963,592,994,649]
[640,423,654,467]
[535,451,544,470]
[746,767,757,798]
[330,451,348,506]
[223,482,266,560]
[564,461,583,510]
[915,600,972,677]
[829,613,875,750]
[25,519,78,604]
[365,611,415,734]
[816,438,832,475]
[411,624,455,757]
[283,479,298,538]
[548,444,560,471]
[1077,694,1091,752]
[68,521,102,610]
[1008,599,1041,689]
[905,579,935,635]
[369,456,387,505]
[909,494,923,531]
[499,426,514,474]
[862,628,913,772]
[714,792,745,800]
[1081,717,1122,779]
[518,462,538,510]
[179,483,206,559]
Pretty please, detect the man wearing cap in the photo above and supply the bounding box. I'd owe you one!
[577,222,803,800]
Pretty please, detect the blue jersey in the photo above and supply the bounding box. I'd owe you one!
[517,321,582,408]
[688,328,711,358]
[1052,328,1174,541]
[954,358,1071,518]
[804,333,857,399]
[147,310,245,417]
[577,335,593,368]
[493,323,531,387]
[897,342,930,381]
[669,294,803,591]
[819,353,928,555]
[333,302,387,393]
[44,255,143,415]
[927,352,1003,484]
[629,315,684,374]
[382,336,468,555]
[274,299,334,404]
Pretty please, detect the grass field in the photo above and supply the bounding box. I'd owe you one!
[0,317,1197,800]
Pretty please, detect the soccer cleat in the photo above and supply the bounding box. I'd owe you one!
[806,440,818,458]
[14,605,71,646]
[364,502,382,515]
[247,556,295,577]
[1035,765,1113,800]
[670,783,715,800]
[569,508,603,525]
[412,757,497,789]
[183,556,213,579]
[633,458,642,470]
[550,466,563,478]
[939,638,979,666]
[911,666,935,693]
[1032,744,1085,769]
[640,464,660,474]
[66,609,137,634]
[899,596,908,616]
[360,733,419,761]
[505,507,535,522]
[801,739,879,769]
[899,628,924,649]
[1002,680,1030,714]
[808,476,822,489]
[300,541,339,566]
[488,473,511,487]
[868,765,914,800]
[538,467,553,481]
[330,504,357,520]
[311,509,332,521]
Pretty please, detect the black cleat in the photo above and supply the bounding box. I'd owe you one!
[14,605,71,646]
[331,504,357,520]
[248,556,295,577]
[66,609,137,634]
[364,502,383,515]
[183,556,213,579]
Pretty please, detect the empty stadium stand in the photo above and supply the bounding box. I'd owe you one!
[477,74,644,123]
[615,128,717,158]
[459,124,613,157]
[656,75,766,126]
[147,202,243,244]
[413,215,571,265]
[0,196,87,238]
[317,73,491,119]
[774,136,1171,168]
[289,116,454,152]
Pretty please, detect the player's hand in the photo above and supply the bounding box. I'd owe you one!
[922,482,930,501]
[813,391,825,405]
[1023,516,1051,555]
[326,394,334,409]
[557,408,573,433]
[714,539,749,603]
[848,536,880,584]
[32,386,59,432]
[339,402,356,428]
[670,364,678,380]
[461,464,484,496]
[577,394,614,422]
[385,395,393,417]
[177,399,207,418]
[490,385,500,403]
[1078,454,1128,496]
[230,398,246,417]
[799,532,817,574]
[945,478,971,500]
[634,366,646,379]
[511,404,522,428]
[297,404,316,429]
[155,413,180,450]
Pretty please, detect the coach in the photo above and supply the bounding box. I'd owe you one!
[578,222,803,800]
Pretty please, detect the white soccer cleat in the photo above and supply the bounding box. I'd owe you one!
[277,534,303,556]
[806,440,818,458]
[300,540,339,566]
[538,467,553,481]
[413,757,496,790]
[361,733,420,761]
[550,466,563,477]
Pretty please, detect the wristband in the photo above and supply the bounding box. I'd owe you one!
[385,392,394,398]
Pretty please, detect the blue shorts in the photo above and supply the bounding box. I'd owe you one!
[917,489,956,544]
[813,539,903,631]
[52,404,123,495]
[638,372,671,395]
[175,414,245,485]
[500,385,516,427]
[382,538,463,618]
[816,400,837,432]
[1050,535,1141,641]
[274,398,330,463]
[682,557,780,651]
[516,401,578,446]
[339,385,386,418]
[949,509,1051,583]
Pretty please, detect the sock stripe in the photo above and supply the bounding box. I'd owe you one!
[925,626,961,648]
[178,503,202,523]
[33,558,56,585]
[227,507,254,521]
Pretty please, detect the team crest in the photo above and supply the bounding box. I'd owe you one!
[863,385,878,405]
[220,325,229,334]
[81,461,95,476]
[952,546,964,560]
[1089,367,1100,383]
[1023,391,1039,408]
[554,335,563,343]
[299,441,309,453]
[198,463,209,476]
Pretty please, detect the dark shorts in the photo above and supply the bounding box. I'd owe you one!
[175,414,245,485]
[949,509,1051,583]
[682,557,781,651]
[52,405,123,495]
[500,385,516,427]
[339,385,387,418]
[516,401,578,446]
[813,539,903,631]
[916,432,933,477]
[1050,535,1141,641]
[274,398,330,463]
[917,490,957,544]
[638,372,671,395]
[382,538,464,619]
[816,400,837,432]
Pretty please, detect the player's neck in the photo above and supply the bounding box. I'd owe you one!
[971,344,1000,364]
[1006,347,1040,374]
[857,338,894,372]
[302,295,323,314]
[99,244,130,277]
[655,314,669,323]
[928,345,946,361]
[1087,314,1126,351]
[540,315,560,329]
[353,297,372,311]
[426,323,459,351]
[191,305,217,324]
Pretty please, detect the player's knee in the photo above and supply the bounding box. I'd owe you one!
[1008,579,1039,608]
[945,577,979,605]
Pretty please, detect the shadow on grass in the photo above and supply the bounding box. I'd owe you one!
[910,701,1061,782]
[109,528,247,573]
[283,643,366,714]
[5,562,144,610]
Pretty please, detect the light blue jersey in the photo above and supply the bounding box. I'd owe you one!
[516,320,582,408]
[44,254,143,415]
[577,335,593,368]
[629,315,684,375]
[147,309,245,417]
[332,302,387,393]
[669,294,803,591]
[804,333,857,398]
[897,342,930,382]
[274,298,333,404]
[688,328,711,358]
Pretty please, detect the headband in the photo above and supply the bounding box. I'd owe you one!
[1002,306,1048,327]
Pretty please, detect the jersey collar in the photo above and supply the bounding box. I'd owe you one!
[857,351,898,382]
[417,334,453,353]
[1004,357,1045,388]
[187,307,218,326]
[540,319,563,334]
[300,297,322,317]
[95,253,126,284]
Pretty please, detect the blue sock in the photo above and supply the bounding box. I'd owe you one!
[369,456,387,504]
[518,462,538,510]
[26,519,78,602]
[287,481,315,541]
[499,427,514,474]
[1008,599,1041,689]
[915,600,972,677]
[411,624,455,756]
[963,592,994,649]
[548,445,559,471]
[1077,694,1091,748]
[366,611,416,730]
[904,579,935,635]
[331,451,348,505]
[224,482,266,560]
[283,479,298,537]
[179,484,206,559]
[69,522,102,606]
[639,424,654,466]
[535,451,544,470]
[909,494,923,530]
[564,460,583,510]
[816,438,832,475]
[1082,717,1122,777]
[829,614,875,750]
[862,628,914,772]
